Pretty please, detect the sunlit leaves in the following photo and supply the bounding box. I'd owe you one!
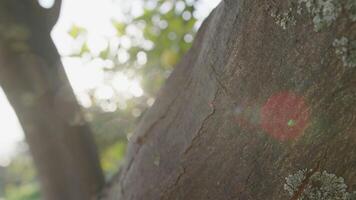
[64,0,205,177]
[112,20,127,36]
[160,49,179,67]
[3,152,40,200]
[68,25,86,39]
[100,141,127,177]
[79,42,90,56]
[99,46,111,60]
[65,0,200,108]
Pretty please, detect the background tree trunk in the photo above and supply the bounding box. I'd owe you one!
[102,0,356,199]
[0,1,104,199]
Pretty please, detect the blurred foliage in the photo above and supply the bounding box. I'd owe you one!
[68,25,86,39]
[5,184,40,200]
[3,152,40,200]
[2,0,209,199]
[69,0,198,96]
[68,0,203,178]
[100,141,127,177]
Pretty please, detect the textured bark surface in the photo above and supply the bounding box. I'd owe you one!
[0,1,104,199]
[102,0,356,199]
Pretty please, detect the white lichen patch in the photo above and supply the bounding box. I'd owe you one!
[349,192,356,200]
[284,169,355,200]
[333,37,356,68]
[346,0,356,21]
[298,0,342,31]
[271,8,297,30]
[270,0,356,31]
[285,169,307,195]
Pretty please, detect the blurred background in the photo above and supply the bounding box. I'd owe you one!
[0,0,220,199]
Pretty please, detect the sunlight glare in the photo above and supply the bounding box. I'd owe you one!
[0,0,222,162]
[38,0,55,9]
[62,57,105,93]
[0,88,24,167]
[112,73,144,98]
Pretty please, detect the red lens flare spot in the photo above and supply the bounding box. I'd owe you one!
[260,92,309,141]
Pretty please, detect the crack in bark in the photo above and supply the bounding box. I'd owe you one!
[244,169,254,187]
[160,166,186,199]
[289,148,329,200]
[289,163,320,200]
[234,141,272,198]
[182,88,219,156]
[160,88,219,199]
[136,76,194,145]
[210,64,233,100]
[116,77,194,199]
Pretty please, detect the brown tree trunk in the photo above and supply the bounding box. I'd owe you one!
[0,1,104,199]
[102,0,356,199]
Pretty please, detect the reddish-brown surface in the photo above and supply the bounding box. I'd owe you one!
[102,0,356,199]
[261,91,309,141]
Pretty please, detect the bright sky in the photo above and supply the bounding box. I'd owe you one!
[0,89,24,166]
[0,0,221,167]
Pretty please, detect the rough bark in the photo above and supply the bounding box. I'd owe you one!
[0,1,104,199]
[102,0,356,199]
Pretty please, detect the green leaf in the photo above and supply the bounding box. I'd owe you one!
[68,25,86,38]
[112,20,126,36]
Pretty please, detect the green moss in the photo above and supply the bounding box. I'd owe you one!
[333,37,356,68]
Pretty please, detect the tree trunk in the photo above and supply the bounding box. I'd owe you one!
[0,1,104,199]
[102,0,356,199]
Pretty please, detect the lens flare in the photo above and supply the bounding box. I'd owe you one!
[260,92,309,141]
